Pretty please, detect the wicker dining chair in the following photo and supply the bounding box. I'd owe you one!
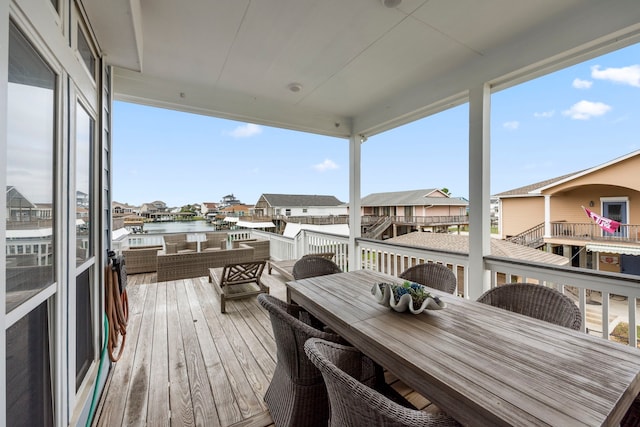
[304,338,461,427]
[258,293,349,427]
[399,263,457,294]
[292,256,342,280]
[476,283,582,330]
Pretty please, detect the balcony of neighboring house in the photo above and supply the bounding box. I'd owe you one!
[508,221,640,248]
[274,214,350,225]
[549,221,640,244]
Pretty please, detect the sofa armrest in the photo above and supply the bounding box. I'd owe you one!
[123,245,162,274]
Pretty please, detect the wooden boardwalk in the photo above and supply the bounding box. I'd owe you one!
[93,270,437,426]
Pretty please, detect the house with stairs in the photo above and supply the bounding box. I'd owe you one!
[496,150,640,275]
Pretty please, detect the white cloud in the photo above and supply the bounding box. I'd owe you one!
[591,64,640,87]
[562,100,611,120]
[503,121,519,130]
[572,78,592,89]
[533,110,555,118]
[313,159,338,172]
[228,123,263,138]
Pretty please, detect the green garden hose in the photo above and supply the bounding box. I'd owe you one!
[86,313,109,427]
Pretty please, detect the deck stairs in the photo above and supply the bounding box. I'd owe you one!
[362,216,394,239]
[506,223,545,248]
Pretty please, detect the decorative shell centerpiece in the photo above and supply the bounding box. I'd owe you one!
[371,281,446,314]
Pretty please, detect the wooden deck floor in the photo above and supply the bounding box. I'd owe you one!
[93,270,437,427]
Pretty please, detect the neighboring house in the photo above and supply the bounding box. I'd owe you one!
[6,186,54,222]
[140,200,169,215]
[220,194,243,208]
[201,202,218,216]
[495,150,640,275]
[112,201,137,215]
[360,189,469,238]
[253,194,348,217]
[76,190,89,207]
[6,186,37,222]
[220,204,253,217]
[361,188,468,218]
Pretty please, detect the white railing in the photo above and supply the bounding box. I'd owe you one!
[355,238,470,296]
[485,256,640,346]
[252,229,350,270]
[251,230,296,261]
[122,228,640,347]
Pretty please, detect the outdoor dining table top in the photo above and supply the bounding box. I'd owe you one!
[286,269,640,427]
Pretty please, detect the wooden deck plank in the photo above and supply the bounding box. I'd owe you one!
[192,277,267,421]
[147,281,170,426]
[218,300,273,413]
[94,283,147,426]
[174,280,220,425]
[122,281,158,426]
[166,280,195,426]
[237,298,277,358]
[185,279,242,426]
[222,294,276,401]
[95,271,433,427]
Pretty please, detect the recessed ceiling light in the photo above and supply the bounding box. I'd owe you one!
[288,82,303,93]
[381,0,402,7]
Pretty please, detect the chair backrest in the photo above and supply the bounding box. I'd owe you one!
[292,256,342,280]
[220,261,265,286]
[476,283,582,330]
[399,262,457,294]
[304,338,459,427]
[257,294,342,384]
[302,252,335,261]
[162,233,187,245]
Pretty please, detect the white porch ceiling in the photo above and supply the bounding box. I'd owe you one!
[82,0,640,138]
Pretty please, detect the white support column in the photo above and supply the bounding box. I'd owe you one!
[348,134,362,271]
[468,84,491,300]
[544,195,551,238]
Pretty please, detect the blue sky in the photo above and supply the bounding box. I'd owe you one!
[114,43,639,207]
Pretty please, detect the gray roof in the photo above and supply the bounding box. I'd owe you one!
[387,232,569,266]
[6,186,37,208]
[361,189,468,207]
[493,172,582,198]
[495,150,640,198]
[261,194,345,207]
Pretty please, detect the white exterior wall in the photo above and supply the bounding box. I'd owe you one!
[280,206,348,216]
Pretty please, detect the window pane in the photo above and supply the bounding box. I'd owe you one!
[6,21,57,312]
[77,25,95,79]
[6,301,54,427]
[76,104,94,265]
[75,268,94,390]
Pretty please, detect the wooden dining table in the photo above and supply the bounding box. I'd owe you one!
[287,269,640,427]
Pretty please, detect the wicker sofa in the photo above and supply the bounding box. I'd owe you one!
[226,239,270,261]
[162,233,197,254]
[122,245,163,274]
[201,232,230,251]
[157,243,257,282]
